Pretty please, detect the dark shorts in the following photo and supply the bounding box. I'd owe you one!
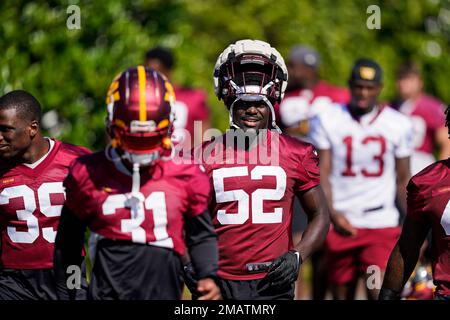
[218,277,295,300]
[0,269,58,300]
[89,239,182,300]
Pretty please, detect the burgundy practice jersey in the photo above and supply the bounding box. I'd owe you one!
[195,130,320,280]
[171,86,210,146]
[64,150,210,257]
[407,159,450,297]
[0,140,90,269]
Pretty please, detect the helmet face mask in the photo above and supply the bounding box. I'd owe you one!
[105,66,174,166]
[111,125,169,154]
[213,40,288,131]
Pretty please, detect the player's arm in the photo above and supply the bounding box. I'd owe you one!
[54,205,87,300]
[319,148,356,236]
[184,209,221,300]
[435,127,450,160]
[395,156,411,214]
[380,178,430,299]
[379,213,430,299]
[295,185,331,260]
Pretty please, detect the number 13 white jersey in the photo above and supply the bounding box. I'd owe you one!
[309,104,414,228]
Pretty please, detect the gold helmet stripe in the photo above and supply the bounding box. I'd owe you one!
[137,65,147,121]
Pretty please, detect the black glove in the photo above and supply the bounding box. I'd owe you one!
[264,250,301,289]
[378,287,401,300]
[182,262,198,295]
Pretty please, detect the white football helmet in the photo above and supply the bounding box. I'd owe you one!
[213,39,288,131]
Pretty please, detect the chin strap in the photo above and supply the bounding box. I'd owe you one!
[126,162,145,209]
[104,144,146,209]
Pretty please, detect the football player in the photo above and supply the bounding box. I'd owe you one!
[309,59,414,300]
[379,105,450,301]
[0,90,90,300]
[192,39,330,300]
[145,47,211,147]
[54,66,221,300]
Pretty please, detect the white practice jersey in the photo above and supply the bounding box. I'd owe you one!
[309,104,414,228]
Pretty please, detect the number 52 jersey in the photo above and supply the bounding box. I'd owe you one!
[63,150,211,257]
[0,140,90,269]
[309,104,414,229]
[196,130,320,280]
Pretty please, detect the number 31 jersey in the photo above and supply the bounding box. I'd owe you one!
[0,140,90,269]
[309,104,414,228]
[63,151,210,257]
[197,130,320,280]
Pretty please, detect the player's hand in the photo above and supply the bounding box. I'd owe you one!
[182,262,198,295]
[264,250,301,289]
[197,278,222,300]
[331,211,357,236]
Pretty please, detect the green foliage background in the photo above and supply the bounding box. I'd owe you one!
[1,0,449,150]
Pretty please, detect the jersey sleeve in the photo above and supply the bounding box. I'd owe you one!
[406,177,428,222]
[395,118,414,158]
[308,114,331,150]
[63,159,94,221]
[295,143,321,193]
[185,164,211,218]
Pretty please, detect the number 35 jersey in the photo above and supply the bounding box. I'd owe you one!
[309,104,414,229]
[0,140,90,269]
[63,151,210,257]
[197,130,320,280]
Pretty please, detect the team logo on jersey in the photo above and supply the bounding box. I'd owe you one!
[1,178,15,185]
[359,67,376,80]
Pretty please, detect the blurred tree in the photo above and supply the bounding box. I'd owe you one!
[1,0,449,150]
